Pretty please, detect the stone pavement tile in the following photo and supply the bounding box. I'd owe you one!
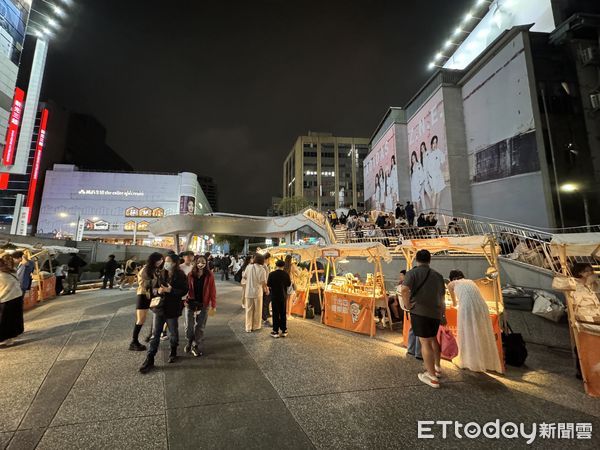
[37,415,166,450]
[0,362,50,433]
[19,360,87,430]
[0,432,14,449]
[6,428,45,450]
[284,382,600,449]
[56,326,109,361]
[163,334,280,409]
[167,399,314,450]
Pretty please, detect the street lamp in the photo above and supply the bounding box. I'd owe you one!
[560,183,591,229]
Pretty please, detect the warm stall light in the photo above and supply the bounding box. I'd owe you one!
[560,183,579,193]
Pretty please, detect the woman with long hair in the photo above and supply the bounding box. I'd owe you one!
[447,270,502,373]
[139,253,188,373]
[424,135,446,211]
[0,255,24,347]
[130,252,164,351]
[184,255,217,357]
[410,150,426,210]
[283,254,300,318]
[242,253,268,332]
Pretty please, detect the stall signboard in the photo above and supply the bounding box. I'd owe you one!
[290,289,307,317]
[409,238,450,251]
[321,249,340,258]
[323,292,373,335]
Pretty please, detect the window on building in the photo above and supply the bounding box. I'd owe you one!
[124,221,136,231]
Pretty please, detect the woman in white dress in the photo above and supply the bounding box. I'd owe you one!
[410,151,426,210]
[388,155,399,207]
[374,174,381,211]
[447,270,502,373]
[423,136,446,211]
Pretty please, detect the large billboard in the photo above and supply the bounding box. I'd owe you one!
[0,0,30,65]
[363,126,398,212]
[407,88,451,213]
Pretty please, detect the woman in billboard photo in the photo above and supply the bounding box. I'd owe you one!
[374,173,381,212]
[423,135,446,211]
[385,155,398,212]
[410,150,426,211]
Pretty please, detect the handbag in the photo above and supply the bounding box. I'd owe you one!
[501,323,528,367]
[149,296,163,311]
[437,326,458,360]
[552,276,576,291]
[287,283,295,296]
[305,304,315,319]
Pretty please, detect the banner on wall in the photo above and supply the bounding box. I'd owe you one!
[363,126,399,212]
[407,88,451,213]
[179,196,195,215]
[323,292,374,335]
[0,87,25,189]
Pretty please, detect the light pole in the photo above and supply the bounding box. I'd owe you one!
[560,183,591,230]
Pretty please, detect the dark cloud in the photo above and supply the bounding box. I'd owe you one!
[40,0,474,214]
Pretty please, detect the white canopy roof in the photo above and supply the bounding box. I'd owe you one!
[550,233,600,257]
[394,236,494,255]
[259,245,320,261]
[319,242,392,263]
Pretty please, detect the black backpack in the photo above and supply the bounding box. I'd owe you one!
[234,266,244,283]
[502,324,528,367]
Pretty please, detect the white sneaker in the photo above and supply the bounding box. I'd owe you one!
[434,365,443,378]
[418,372,440,389]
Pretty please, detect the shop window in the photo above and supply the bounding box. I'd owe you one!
[137,221,150,231]
[152,207,165,217]
[124,221,136,231]
[125,207,139,217]
[139,207,152,217]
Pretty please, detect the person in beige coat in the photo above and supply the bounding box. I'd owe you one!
[242,253,269,332]
[0,255,25,347]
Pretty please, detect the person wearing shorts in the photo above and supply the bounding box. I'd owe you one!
[129,252,164,351]
[401,249,446,388]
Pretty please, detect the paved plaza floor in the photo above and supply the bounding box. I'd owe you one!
[1,281,600,449]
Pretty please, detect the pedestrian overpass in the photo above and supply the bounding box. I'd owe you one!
[149,208,337,251]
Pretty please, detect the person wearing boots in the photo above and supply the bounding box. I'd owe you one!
[139,254,188,373]
[129,252,164,351]
[184,256,217,357]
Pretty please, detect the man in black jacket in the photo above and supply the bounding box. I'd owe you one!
[66,252,87,294]
[102,255,118,289]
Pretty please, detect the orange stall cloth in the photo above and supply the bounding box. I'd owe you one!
[24,277,57,311]
[575,328,600,397]
[290,290,308,317]
[402,307,504,373]
[323,291,376,336]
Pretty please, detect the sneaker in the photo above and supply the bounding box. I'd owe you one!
[434,365,443,378]
[184,343,191,353]
[418,372,440,389]
[191,346,202,357]
[270,331,279,338]
[129,341,147,351]
[160,333,168,341]
[281,331,288,338]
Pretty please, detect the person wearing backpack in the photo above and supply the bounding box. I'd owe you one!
[400,250,445,389]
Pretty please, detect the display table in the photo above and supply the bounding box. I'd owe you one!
[323,291,379,336]
[402,307,504,368]
[24,276,57,311]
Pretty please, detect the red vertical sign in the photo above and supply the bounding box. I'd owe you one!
[0,88,26,189]
[25,108,49,223]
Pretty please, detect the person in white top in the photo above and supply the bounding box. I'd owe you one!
[179,251,195,276]
[447,270,502,373]
[423,135,446,211]
[0,255,25,347]
[242,253,269,332]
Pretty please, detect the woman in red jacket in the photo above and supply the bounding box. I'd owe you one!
[184,255,217,357]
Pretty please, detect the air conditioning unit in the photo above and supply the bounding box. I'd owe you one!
[591,93,600,111]
[580,46,600,66]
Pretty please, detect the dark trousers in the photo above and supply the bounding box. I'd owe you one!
[407,216,415,226]
[147,314,179,358]
[221,269,229,281]
[102,274,115,289]
[271,296,287,333]
[262,293,272,321]
[55,276,64,295]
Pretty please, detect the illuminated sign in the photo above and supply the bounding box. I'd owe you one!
[0,87,26,189]
[25,108,49,222]
[125,206,164,218]
[78,189,144,197]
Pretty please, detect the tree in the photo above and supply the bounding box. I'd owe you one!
[277,196,311,215]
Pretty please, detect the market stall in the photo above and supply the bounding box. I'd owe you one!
[550,233,600,397]
[395,236,505,369]
[259,245,321,318]
[320,242,392,337]
[0,243,78,310]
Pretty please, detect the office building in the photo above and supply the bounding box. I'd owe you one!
[282,132,369,211]
[197,175,218,211]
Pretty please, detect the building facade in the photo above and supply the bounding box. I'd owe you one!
[366,0,600,228]
[36,165,212,244]
[197,175,218,211]
[282,132,369,211]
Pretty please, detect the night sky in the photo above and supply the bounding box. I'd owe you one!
[40,0,473,215]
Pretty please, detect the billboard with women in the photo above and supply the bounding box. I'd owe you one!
[363,125,398,212]
[406,88,451,213]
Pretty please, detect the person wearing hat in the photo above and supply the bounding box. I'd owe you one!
[267,259,292,338]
